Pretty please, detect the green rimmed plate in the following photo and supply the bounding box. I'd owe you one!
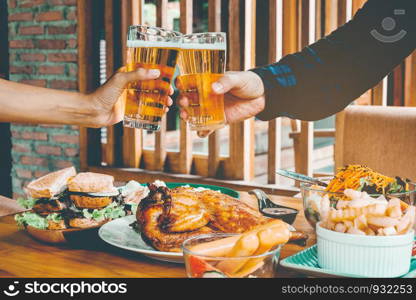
[280,242,416,278]
[139,183,239,198]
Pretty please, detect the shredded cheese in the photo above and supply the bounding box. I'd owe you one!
[326,165,396,194]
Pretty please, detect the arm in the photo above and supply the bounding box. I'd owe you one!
[252,0,416,121]
[0,68,163,127]
[0,79,95,125]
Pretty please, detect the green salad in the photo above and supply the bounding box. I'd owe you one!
[15,212,63,230]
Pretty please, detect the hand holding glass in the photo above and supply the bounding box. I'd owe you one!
[123,26,181,131]
[177,33,227,131]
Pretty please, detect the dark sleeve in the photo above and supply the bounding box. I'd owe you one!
[251,0,416,121]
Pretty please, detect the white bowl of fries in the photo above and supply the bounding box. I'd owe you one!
[317,189,416,277]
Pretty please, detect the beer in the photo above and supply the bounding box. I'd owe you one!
[177,33,227,131]
[123,26,181,131]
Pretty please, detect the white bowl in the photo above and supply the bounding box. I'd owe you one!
[316,222,414,277]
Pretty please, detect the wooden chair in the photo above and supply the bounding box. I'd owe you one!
[335,105,416,181]
[290,120,335,177]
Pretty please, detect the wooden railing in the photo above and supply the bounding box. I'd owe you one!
[77,0,416,196]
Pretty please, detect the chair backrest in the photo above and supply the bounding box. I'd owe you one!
[335,106,416,181]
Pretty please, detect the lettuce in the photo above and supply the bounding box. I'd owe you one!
[359,177,406,194]
[46,213,63,223]
[15,212,63,230]
[16,197,37,209]
[387,181,405,194]
[15,212,48,229]
[358,177,372,192]
[82,202,126,222]
[15,202,126,230]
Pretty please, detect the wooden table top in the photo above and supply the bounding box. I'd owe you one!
[0,192,315,278]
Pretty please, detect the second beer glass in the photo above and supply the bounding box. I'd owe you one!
[177,33,227,131]
[123,26,181,131]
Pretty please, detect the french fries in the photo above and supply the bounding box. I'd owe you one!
[189,219,291,277]
[188,219,288,257]
[234,224,291,277]
[320,189,415,236]
[215,232,260,274]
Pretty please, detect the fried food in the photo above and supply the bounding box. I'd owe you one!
[321,189,415,236]
[137,184,270,252]
[70,195,112,210]
[186,220,291,278]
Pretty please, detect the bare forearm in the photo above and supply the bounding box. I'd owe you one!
[0,67,163,127]
[0,79,96,125]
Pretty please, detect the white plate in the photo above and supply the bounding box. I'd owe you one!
[98,215,184,264]
[99,215,298,264]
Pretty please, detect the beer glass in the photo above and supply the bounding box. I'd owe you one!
[177,32,227,131]
[123,26,182,131]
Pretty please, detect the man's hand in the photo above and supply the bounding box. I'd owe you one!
[88,67,174,128]
[178,71,265,137]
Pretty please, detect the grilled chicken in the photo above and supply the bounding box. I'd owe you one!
[136,184,269,252]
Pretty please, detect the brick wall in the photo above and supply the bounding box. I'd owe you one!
[8,0,80,198]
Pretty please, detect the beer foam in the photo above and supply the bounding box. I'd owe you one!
[127,40,181,49]
[127,40,226,51]
[180,43,226,50]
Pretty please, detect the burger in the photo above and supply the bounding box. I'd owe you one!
[15,167,76,230]
[66,172,124,228]
[15,168,126,230]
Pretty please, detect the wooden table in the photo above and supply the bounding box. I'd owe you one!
[0,193,315,278]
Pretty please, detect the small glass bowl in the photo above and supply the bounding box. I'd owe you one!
[301,177,416,228]
[182,233,282,278]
